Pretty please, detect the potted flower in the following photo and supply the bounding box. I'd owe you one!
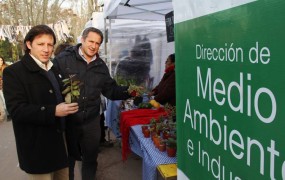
[166,138,177,157]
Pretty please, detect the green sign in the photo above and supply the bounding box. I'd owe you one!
[175,0,285,179]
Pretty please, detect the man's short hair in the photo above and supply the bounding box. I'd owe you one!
[24,25,56,54]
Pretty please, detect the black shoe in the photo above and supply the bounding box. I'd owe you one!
[100,140,114,148]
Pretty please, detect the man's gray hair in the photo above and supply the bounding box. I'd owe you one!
[81,27,104,44]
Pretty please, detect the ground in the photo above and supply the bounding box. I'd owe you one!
[0,121,142,180]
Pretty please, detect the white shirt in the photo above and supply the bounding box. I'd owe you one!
[79,47,97,63]
[30,54,53,71]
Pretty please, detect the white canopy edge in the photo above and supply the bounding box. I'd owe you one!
[104,0,173,21]
[173,0,257,24]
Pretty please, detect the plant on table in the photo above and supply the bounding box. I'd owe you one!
[149,117,157,131]
[166,138,177,157]
[164,103,176,123]
[158,139,166,152]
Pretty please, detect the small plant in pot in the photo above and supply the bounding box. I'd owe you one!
[141,125,148,133]
[162,129,170,139]
[143,128,150,138]
[149,118,157,131]
[158,140,166,152]
[166,138,177,157]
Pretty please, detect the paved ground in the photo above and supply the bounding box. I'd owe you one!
[0,120,142,180]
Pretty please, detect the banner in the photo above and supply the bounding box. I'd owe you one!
[165,11,174,42]
[175,0,285,179]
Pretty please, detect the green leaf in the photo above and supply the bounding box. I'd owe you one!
[72,80,80,86]
[65,93,72,103]
[62,78,70,83]
[72,86,79,90]
[71,90,80,96]
[62,86,71,94]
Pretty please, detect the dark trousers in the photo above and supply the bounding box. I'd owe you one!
[100,113,106,142]
[69,116,101,180]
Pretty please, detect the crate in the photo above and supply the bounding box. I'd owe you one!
[157,163,177,180]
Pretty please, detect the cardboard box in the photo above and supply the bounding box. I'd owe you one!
[157,163,177,180]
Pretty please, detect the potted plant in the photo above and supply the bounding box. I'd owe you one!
[164,103,176,123]
[143,128,150,138]
[155,123,162,135]
[141,125,148,133]
[150,130,157,141]
[158,140,166,152]
[149,118,157,131]
[162,129,170,139]
[166,138,177,157]
[153,134,160,148]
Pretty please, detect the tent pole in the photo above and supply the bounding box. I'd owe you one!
[104,18,108,63]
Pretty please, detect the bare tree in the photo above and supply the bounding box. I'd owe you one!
[0,0,104,41]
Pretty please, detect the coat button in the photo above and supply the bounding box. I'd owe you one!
[40,106,46,111]
[49,89,53,93]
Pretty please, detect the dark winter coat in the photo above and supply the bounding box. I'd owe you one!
[3,54,68,174]
[53,44,130,159]
[152,66,175,106]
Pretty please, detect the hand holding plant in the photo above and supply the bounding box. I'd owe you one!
[128,84,145,97]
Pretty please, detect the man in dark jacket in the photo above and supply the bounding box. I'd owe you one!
[149,53,176,106]
[3,25,79,179]
[53,27,132,180]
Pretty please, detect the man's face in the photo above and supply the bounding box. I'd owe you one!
[26,34,54,64]
[81,32,102,60]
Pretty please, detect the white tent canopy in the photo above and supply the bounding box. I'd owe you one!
[104,0,173,21]
[89,0,175,87]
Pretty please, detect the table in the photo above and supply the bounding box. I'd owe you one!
[130,125,177,180]
[105,94,150,139]
[105,100,122,138]
[120,108,167,160]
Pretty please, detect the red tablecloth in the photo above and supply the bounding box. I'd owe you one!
[120,108,167,161]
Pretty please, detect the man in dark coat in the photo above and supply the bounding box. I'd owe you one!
[53,27,132,180]
[3,25,79,179]
[149,53,176,106]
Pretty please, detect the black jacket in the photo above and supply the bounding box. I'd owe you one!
[3,54,68,174]
[53,44,130,159]
[53,44,130,124]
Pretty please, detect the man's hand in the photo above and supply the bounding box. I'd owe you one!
[55,102,79,117]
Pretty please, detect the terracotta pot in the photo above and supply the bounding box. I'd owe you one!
[153,136,160,148]
[159,143,166,152]
[141,125,148,133]
[166,146,176,157]
[143,129,150,138]
[151,132,157,141]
